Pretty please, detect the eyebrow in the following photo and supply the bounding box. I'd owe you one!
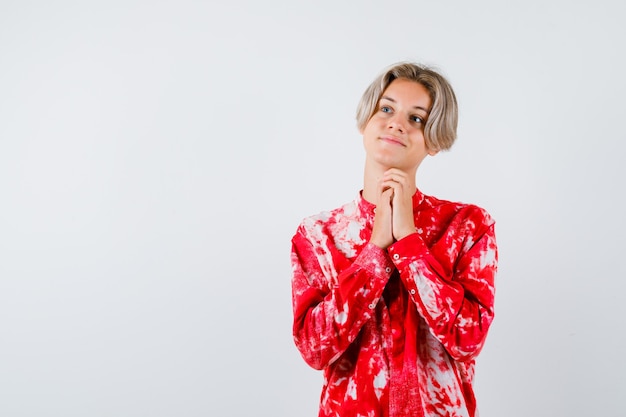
[381,96,430,113]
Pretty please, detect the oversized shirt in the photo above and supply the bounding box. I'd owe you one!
[291,189,498,417]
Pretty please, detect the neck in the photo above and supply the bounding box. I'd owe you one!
[362,159,417,203]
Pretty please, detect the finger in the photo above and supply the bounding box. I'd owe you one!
[375,179,394,195]
[381,187,394,201]
[378,178,397,197]
[383,168,409,180]
[380,179,403,195]
[382,173,409,187]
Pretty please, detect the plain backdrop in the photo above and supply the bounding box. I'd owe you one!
[1,1,625,416]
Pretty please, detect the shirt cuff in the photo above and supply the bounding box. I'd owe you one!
[388,232,428,268]
[355,242,396,278]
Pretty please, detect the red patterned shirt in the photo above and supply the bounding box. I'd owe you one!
[291,189,498,417]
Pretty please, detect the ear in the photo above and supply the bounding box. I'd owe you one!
[427,148,439,156]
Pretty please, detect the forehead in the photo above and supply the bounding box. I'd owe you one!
[381,78,432,110]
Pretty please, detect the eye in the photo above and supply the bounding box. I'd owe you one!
[410,115,424,124]
[380,106,392,113]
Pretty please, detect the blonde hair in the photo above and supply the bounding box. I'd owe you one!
[356,62,458,151]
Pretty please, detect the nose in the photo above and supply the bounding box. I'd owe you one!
[387,113,405,133]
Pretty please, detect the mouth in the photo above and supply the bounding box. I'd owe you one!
[379,135,405,147]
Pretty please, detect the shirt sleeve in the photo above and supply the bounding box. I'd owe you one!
[291,223,394,370]
[388,207,498,361]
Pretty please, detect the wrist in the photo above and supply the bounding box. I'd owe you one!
[394,228,416,241]
[369,237,391,249]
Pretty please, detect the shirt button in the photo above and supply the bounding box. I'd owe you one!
[410,289,416,295]
[393,254,400,260]
[369,303,376,309]
[385,267,391,273]
[373,208,376,214]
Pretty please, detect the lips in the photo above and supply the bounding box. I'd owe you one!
[380,135,405,146]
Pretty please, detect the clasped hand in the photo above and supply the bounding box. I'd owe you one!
[370,169,416,249]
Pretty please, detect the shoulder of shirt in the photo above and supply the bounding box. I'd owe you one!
[296,199,358,233]
[300,199,357,224]
[422,193,496,227]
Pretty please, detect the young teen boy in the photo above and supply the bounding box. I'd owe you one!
[291,62,498,417]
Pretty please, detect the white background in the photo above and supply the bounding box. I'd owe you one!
[1,1,625,416]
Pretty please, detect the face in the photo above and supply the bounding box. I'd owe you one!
[361,78,437,174]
